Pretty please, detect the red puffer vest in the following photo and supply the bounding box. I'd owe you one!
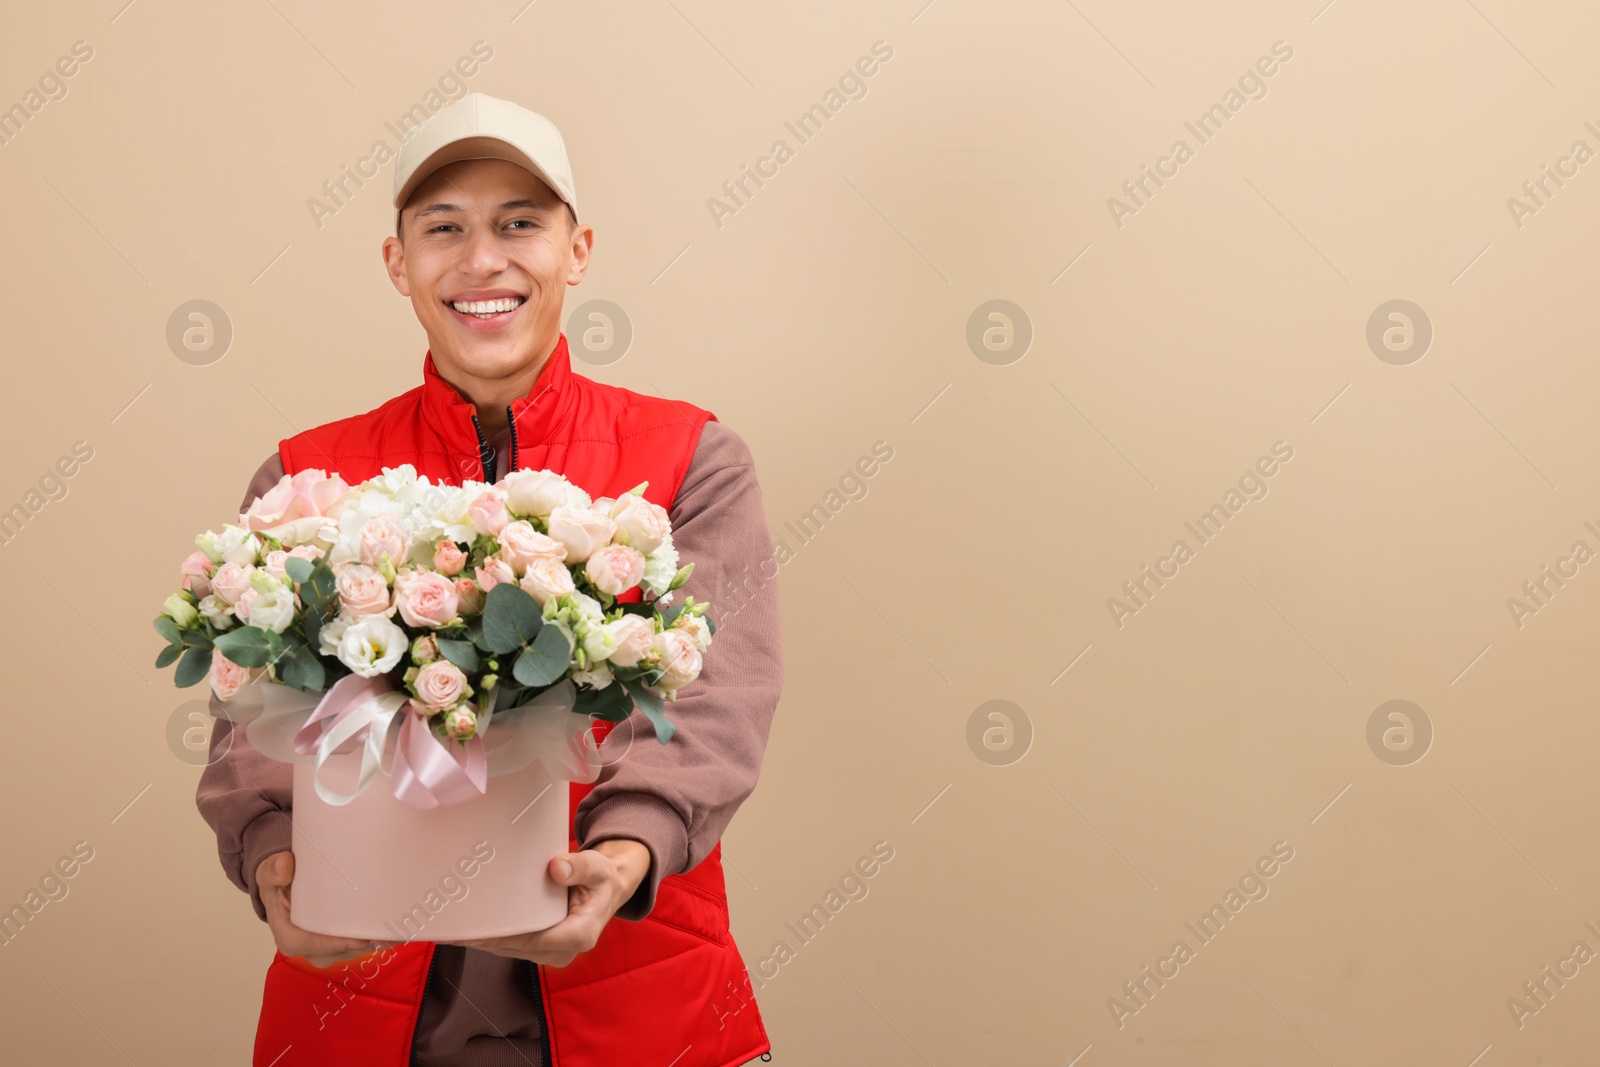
[252,334,770,1067]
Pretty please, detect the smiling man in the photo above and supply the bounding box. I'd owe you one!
[195,93,783,1067]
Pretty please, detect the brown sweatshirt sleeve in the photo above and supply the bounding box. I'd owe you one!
[573,419,784,922]
[193,452,295,923]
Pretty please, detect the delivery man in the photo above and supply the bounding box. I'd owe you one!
[196,92,783,1067]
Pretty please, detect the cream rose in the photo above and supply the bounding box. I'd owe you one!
[605,615,655,667]
[336,563,394,618]
[210,562,255,607]
[497,520,568,576]
[650,629,702,693]
[584,544,646,597]
[610,494,670,555]
[247,586,298,634]
[547,505,616,563]
[394,569,461,628]
[673,611,713,652]
[502,469,572,517]
[518,555,576,605]
[357,515,410,569]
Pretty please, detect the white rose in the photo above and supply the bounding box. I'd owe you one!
[335,615,408,677]
[610,494,670,555]
[198,595,237,631]
[502,469,574,517]
[317,615,351,657]
[641,534,680,597]
[547,505,616,563]
[248,586,298,634]
[570,661,615,690]
[673,611,713,652]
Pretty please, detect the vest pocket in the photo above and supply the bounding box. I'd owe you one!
[646,875,730,946]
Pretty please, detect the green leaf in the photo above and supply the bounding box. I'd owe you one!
[626,682,676,744]
[279,641,325,691]
[512,624,570,686]
[284,556,314,583]
[214,626,283,669]
[174,645,214,688]
[481,583,543,654]
[302,605,326,655]
[179,627,214,649]
[436,637,480,674]
[617,600,654,618]
[703,615,716,636]
[299,559,338,614]
[153,615,181,646]
[574,677,634,722]
[659,603,687,628]
[155,644,182,669]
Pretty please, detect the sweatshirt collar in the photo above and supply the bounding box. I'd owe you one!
[419,333,576,481]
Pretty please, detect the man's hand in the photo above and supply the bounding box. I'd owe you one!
[257,852,390,969]
[448,839,651,967]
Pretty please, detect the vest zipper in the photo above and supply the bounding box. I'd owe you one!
[469,413,496,483]
[506,404,519,473]
[409,948,439,1066]
[526,958,554,1065]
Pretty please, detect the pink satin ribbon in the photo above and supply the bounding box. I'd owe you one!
[388,709,489,809]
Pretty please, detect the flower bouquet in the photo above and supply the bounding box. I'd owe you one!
[157,464,715,939]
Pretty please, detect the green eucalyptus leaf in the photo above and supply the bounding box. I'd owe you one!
[155,644,182,669]
[481,583,543,653]
[153,615,181,646]
[436,638,480,674]
[284,557,314,583]
[512,624,570,686]
[174,645,214,688]
[626,682,676,744]
[213,626,283,669]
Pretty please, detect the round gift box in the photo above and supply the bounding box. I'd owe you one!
[287,743,571,942]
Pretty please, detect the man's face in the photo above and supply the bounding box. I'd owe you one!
[382,157,591,382]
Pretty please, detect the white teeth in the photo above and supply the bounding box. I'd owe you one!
[451,297,523,315]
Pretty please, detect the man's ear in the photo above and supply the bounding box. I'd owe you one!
[382,235,412,297]
[565,223,594,287]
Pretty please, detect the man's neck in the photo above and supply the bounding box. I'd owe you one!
[436,340,555,442]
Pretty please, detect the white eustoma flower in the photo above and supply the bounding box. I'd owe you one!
[248,586,298,634]
[335,614,408,677]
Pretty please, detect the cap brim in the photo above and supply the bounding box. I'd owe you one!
[393,135,575,221]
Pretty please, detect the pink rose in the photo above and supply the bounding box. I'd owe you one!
[455,577,485,615]
[497,520,567,577]
[444,706,478,741]
[180,551,215,599]
[547,505,616,563]
[358,515,410,569]
[242,469,350,545]
[210,562,254,606]
[414,660,469,710]
[288,544,325,563]
[336,563,394,618]
[474,557,516,593]
[469,491,510,537]
[394,569,461,628]
[584,544,646,597]
[209,650,264,702]
[433,539,467,576]
[262,549,290,582]
[609,494,670,555]
[518,555,576,605]
[605,614,655,667]
[650,629,702,693]
[233,587,259,623]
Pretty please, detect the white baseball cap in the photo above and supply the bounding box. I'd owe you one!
[392,92,579,224]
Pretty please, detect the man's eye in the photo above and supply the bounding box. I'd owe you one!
[428,224,458,234]
[506,219,536,230]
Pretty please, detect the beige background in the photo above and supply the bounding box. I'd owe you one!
[3,1,1598,1063]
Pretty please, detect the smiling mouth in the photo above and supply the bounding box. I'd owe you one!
[446,296,527,320]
